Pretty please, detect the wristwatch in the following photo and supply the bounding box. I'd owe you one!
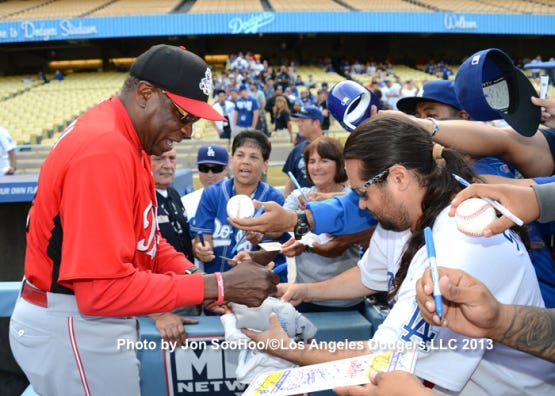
[294,210,310,240]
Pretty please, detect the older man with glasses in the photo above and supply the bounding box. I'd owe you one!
[9,44,279,396]
[150,147,200,346]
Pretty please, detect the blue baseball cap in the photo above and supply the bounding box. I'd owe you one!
[292,105,324,124]
[455,48,540,137]
[397,80,462,115]
[327,80,380,132]
[196,145,229,165]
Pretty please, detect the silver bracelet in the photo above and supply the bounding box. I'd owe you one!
[427,117,440,138]
[184,267,201,275]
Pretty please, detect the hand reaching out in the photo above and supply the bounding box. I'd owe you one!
[280,237,307,257]
[150,312,198,347]
[416,267,506,340]
[531,96,555,129]
[448,183,539,236]
[228,200,297,233]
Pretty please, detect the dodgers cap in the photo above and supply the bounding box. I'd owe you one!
[292,105,324,124]
[397,80,462,115]
[130,44,225,121]
[197,145,229,165]
[327,80,380,132]
[455,48,540,137]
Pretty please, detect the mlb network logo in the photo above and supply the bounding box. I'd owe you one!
[165,337,246,396]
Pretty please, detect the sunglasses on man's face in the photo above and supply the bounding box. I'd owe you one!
[162,91,199,125]
[350,168,390,200]
[198,164,226,174]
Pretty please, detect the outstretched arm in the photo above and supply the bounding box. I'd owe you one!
[242,313,369,366]
[279,265,375,305]
[379,109,554,177]
[228,200,299,233]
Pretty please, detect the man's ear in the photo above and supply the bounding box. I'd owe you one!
[457,110,470,120]
[136,81,155,108]
[262,160,269,174]
[388,164,410,191]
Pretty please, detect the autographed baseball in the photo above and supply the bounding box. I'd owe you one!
[226,194,255,219]
[455,198,496,237]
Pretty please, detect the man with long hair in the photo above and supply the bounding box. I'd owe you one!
[241,115,555,395]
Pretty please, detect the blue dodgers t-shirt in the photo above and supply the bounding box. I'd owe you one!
[234,96,259,128]
[471,156,516,177]
[191,178,287,276]
[282,139,313,189]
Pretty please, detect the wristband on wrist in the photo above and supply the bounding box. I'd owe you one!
[427,117,440,138]
[214,272,224,305]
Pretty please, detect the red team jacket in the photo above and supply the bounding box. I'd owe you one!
[24,97,203,316]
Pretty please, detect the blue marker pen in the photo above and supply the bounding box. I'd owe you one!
[231,205,266,255]
[272,263,288,274]
[287,171,309,202]
[252,204,266,219]
[423,227,443,319]
[198,232,205,247]
[451,173,471,188]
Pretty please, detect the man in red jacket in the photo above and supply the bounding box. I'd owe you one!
[9,44,278,396]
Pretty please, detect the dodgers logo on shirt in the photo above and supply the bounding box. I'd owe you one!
[401,306,437,352]
[213,219,233,244]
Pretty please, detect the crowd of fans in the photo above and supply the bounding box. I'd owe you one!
[208,51,461,141]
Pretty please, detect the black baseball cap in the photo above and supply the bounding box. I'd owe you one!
[130,44,225,121]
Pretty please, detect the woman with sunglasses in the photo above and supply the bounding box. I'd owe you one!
[281,136,369,313]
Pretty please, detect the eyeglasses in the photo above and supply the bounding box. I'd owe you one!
[198,164,226,174]
[351,168,390,200]
[162,91,199,125]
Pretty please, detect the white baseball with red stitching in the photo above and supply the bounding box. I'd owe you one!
[455,198,496,237]
[226,194,255,219]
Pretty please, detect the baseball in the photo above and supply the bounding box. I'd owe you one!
[455,197,497,237]
[226,194,255,219]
